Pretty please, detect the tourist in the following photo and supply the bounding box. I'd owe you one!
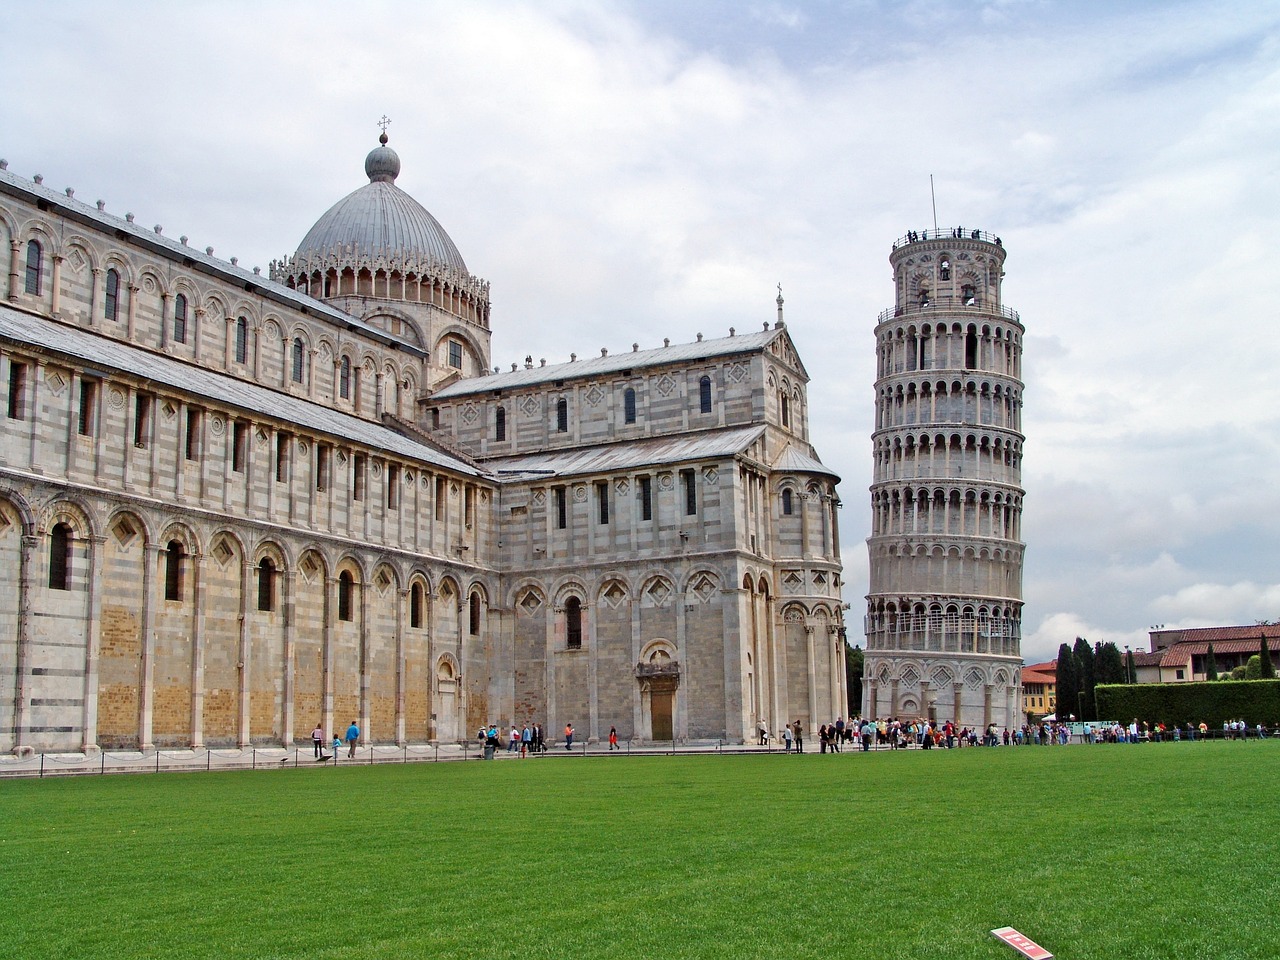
[564,722,575,751]
[509,726,520,753]
[311,723,324,759]
[345,720,360,758]
[757,718,768,746]
[793,720,804,753]
[521,724,531,757]
[609,726,619,751]
[783,723,793,753]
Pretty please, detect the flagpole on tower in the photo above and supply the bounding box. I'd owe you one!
[930,174,938,235]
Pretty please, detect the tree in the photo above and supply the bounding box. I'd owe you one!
[1245,656,1263,680]
[845,642,864,716]
[1074,636,1096,719]
[1056,643,1079,719]
[1260,634,1275,679]
[1204,643,1218,681]
[1125,649,1137,684]
[1095,642,1125,686]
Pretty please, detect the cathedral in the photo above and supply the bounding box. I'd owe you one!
[0,135,846,754]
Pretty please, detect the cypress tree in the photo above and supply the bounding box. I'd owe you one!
[1204,643,1218,681]
[1074,636,1096,719]
[1055,643,1079,719]
[1095,641,1125,686]
[1260,634,1275,679]
[1125,649,1137,684]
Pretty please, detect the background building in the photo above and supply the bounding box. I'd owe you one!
[0,139,844,755]
[862,229,1025,729]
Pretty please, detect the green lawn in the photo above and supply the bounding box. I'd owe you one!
[1,743,1275,959]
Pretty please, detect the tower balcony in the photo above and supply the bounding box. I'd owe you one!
[877,296,1020,326]
[863,611,1022,657]
[891,228,1004,250]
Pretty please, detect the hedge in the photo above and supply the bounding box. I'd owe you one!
[1095,679,1280,727]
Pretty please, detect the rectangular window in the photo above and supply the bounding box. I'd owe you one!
[639,475,652,521]
[232,421,247,473]
[596,481,609,524]
[184,407,201,460]
[316,443,331,492]
[465,486,475,527]
[133,393,151,448]
[7,361,27,420]
[435,476,446,521]
[682,469,696,516]
[554,486,567,529]
[387,464,399,509]
[78,379,97,437]
[275,433,290,483]
[353,453,366,501]
[448,340,462,369]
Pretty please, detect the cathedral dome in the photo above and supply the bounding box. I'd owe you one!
[293,134,468,273]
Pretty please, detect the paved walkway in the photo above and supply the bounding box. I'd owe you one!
[0,738,837,778]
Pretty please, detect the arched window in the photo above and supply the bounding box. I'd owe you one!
[469,592,481,636]
[291,337,305,383]
[257,557,276,612]
[940,257,951,281]
[623,387,636,424]
[173,293,188,343]
[338,571,354,621]
[699,375,712,414]
[965,328,978,369]
[495,406,506,441]
[104,268,120,321]
[961,284,975,306]
[780,392,790,428]
[49,522,72,590]
[164,540,184,601]
[235,317,249,364]
[566,597,582,650]
[410,582,424,629]
[556,397,568,433]
[339,356,351,399]
[24,240,42,296]
[782,488,794,516]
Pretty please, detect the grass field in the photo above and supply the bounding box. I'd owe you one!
[2,742,1276,959]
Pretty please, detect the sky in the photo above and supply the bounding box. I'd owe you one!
[3,0,1278,665]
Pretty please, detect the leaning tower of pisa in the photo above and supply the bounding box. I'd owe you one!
[863,228,1025,730]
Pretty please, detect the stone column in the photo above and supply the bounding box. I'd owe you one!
[12,534,38,755]
[80,535,105,754]
[805,623,818,728]
[358,575,369,745]
[952,681,965,727]
[190,551,206,749]
[126,283,139,341]
[193,307,205,359]
[395,587,406,746]
[281,570,296,748]
[50,255,63,316]
[237,560,251,747]
[138,543,158,751]
[588,601,600,742]
[26,359,42,473]
[322,577,335,742]
[983,683,994,730]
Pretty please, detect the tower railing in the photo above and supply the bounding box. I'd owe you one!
[892,228,1003,249]
[877,297,1021,325]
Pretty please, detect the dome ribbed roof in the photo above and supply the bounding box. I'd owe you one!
[294,136,468,273]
